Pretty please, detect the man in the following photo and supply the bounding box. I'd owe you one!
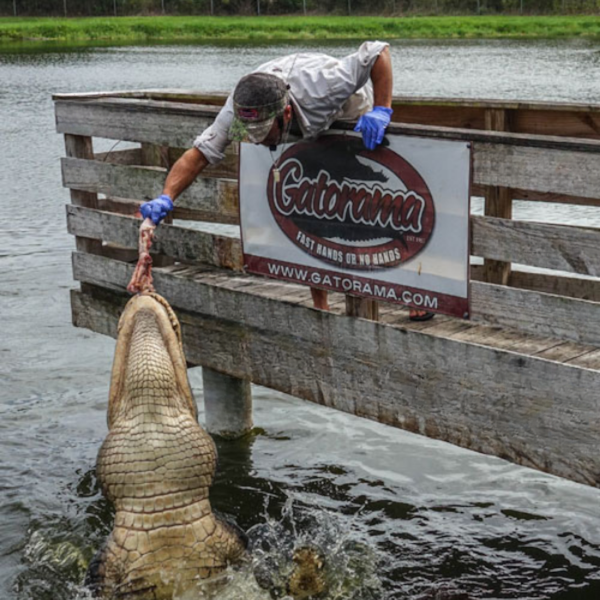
[140,41,432,321]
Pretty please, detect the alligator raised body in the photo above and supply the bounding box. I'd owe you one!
[86,292,246,599]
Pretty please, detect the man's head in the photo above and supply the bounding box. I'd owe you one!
[230,73,292,146]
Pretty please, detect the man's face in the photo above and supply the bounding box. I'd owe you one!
[256,105,292,147]
[258,118,282,147]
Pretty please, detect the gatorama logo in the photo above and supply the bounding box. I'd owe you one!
[267,135,436,270]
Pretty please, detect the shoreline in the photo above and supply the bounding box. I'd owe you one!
[1,15,600,46]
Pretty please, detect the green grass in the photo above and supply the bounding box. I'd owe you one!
[1,15,600,45]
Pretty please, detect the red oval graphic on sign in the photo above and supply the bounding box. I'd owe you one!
[267,135,435,270]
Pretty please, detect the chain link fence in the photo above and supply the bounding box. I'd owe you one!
[1,0,599,17]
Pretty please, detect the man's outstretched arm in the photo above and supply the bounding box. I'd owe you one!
[163,147,209,201]
[140,147,208,224]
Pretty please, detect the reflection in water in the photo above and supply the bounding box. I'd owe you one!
[3,40,600,600]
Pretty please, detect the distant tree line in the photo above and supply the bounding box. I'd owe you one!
[2,0,600,17]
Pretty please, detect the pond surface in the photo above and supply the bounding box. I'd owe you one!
[1,39,600,600]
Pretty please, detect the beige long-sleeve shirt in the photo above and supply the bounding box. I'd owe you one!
[193,40,390,164]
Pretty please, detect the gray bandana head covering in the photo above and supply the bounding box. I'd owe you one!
[230,73,289,143]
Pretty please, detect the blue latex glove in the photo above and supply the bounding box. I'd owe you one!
[140,194,173,225]
[354,106,393,151]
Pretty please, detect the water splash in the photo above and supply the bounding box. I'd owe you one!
[175,495,384,600]
[16,526,96,600]
[238,495,385,600]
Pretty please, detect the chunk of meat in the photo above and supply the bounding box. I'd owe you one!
[127,218,156,294]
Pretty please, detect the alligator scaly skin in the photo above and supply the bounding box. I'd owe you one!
[87,293,246,599]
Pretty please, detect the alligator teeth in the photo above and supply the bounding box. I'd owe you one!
[145,292,182,341]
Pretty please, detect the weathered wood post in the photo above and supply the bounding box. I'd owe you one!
[64,134,103,258]
[345,296,379,320]
[202,368,253,439]
[482,108,513,285]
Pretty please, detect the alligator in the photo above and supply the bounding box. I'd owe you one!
[86,292,246,599]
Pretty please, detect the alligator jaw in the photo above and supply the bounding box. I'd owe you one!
[107,293,197,428]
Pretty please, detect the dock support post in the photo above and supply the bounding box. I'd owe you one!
[202,367,253,439]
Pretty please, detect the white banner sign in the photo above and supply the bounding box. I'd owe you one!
[240,132,471,318]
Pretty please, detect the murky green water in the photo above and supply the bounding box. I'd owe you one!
[2,39,600,599]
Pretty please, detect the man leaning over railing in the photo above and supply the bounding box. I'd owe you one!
[140,41,433,322]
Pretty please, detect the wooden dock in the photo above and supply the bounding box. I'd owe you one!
[54,91,600,488]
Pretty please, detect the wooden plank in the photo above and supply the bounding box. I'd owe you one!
[66,206,242,270]
[507,271,600,302]
[55,98,219,147]
[70,271,600,488]
[534,341,596,363]
[471,281,600,347]
[394,105,600,140]
[95,148,142,165]
[471,266,600,302]
[450,324,558,356]
[512,109,600,140]
[567,349,600,370]
[472,142,600,199]
[389,95,600,114]
[54,90,151,101]
[472,216,600,277]
[405,318,474,338]
[392,104,485,130]
[61,157,239,224]
[53,89,230,106]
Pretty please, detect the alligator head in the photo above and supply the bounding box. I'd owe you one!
[86,293,246,599]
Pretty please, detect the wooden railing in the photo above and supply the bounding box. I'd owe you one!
[55,91,600,345]
[54,91,600,486]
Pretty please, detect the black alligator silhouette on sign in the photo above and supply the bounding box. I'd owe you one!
[282,137,410,248]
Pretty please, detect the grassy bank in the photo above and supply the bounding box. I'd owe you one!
[1,15,600,44]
